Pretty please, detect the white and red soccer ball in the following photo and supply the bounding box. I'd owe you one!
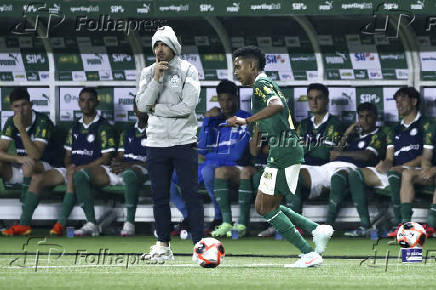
[396,222,427,248]
[193,238,225,268]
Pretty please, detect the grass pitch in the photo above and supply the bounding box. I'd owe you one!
[1,235,436,290]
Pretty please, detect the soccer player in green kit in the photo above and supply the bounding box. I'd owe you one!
[227,46,333,267]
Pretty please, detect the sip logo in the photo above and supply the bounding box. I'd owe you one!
[25,54,46,64]
[354,53,375,61]
[266,54,285,64]
[112,54,132,62]
[360,94,380,103]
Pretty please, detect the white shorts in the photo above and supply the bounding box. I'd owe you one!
[365,166,414,190]
[55,165,148,185]
[258,164,301,196]
[54,167,68,183]
[366,167,389,189]
[102,165,148,186]
[302,161,357,199]
[7,161,52,185]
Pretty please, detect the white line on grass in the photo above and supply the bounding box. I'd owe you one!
[1,262,434,270]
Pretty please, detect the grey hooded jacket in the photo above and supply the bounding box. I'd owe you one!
[136,26,200,147]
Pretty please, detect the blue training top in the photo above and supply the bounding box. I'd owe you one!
[198,110,251,167]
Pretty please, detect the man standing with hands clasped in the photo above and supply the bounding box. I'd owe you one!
[136,26,203,261]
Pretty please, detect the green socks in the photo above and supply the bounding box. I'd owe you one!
[400,203,413,223]
[238,179,253,226]
[122,169,139,224]
[387,171,402,225]
[348,169,370,228]
[327,171,348,225]
[21,177,31,203]
[74,169,96,224]
[280,205,317,233]
[58,192,76,226]
[19,191,39,226]
[426,204,436,228]
[263,207,313,254]
[214,178,232,224]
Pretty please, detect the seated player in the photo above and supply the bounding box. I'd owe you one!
[1,88,55,236]
[211,125,261,238]
[290,83,344,213]
[347,87,430,237]
[325,103,387,229]
[172,79,251,235]
[396,123,436,237]
[108,100,148,236]
[2,88,115,236]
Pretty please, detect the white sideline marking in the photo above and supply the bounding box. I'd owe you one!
[1,263,282,269]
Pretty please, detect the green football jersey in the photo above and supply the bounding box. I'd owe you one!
[2,110,54,162]
[251,73,304,168]
[296,114,345,166]
[423,119,436,166]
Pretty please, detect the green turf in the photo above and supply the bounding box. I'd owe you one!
[1,236,436,290]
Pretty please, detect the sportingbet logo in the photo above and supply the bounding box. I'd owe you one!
[342,3,372,10]
[69,6,99,13]
[250,3,281,11]
[159,4,189,12]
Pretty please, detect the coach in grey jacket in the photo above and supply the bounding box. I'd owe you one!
[136,26,204,260]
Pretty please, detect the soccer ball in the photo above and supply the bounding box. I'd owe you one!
[396,222,427,248]
[193,237,225,268]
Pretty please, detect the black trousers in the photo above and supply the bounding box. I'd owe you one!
[146,144,204,244]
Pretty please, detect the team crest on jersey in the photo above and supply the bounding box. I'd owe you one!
[263,86,272,95]
[358,140,365,149]
[263,172,273,179]
[141,139,147,146]
[87,134,95,143]
[410,128,417,136]
[169,74,181,88]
